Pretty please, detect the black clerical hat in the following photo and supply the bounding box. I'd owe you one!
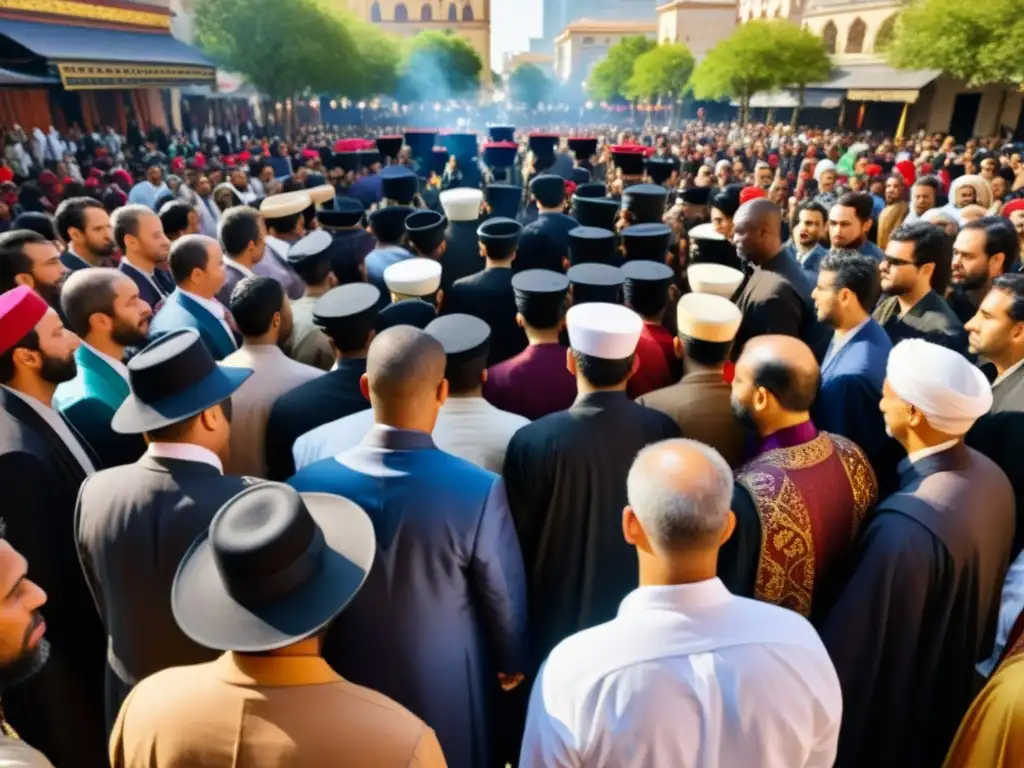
[112,329,252,434]
[403,130,438,162]
[622,259,673,316]
[477,217,522,259]
[405,210,447,254]
[356,149,380,169]
[381,166,418,203]
[376,135,403,160]
[425,313,491,378]
[645,158,675,186]
[486,184,522,219]
[375,298,437,332]
[317,196,365,228]
[483,143,518,169]
[568,226,618,266]
[443,133,478,159]
[571,167,591,184]
[528,134,559,166]
[369,205,416,243]
[610,147,646,176]
[572,196,619,231]
[621,223,672,263]
[567,137,598,161]
[568,262,624,305]
[429,147,450,176]
[313,283,380,336]
[512,269,569,326]
[332,152,359,173]
[287,229,332,268]
[710,185,743,219]
[172,483,375,652]
[574,182,608,199]
[622,184,668,224]
[530,174,566,208]
[488,125,515,143]
[680,186,712,206]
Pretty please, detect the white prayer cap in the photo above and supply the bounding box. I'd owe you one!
[687,222,726,241]
[814,159,836,181]
[440,188,483,222]
[886,338,992,435]
[676,293,741,343]
[567,302,643,360]
[307,184,336,206]
[260,191,311,219]
[687,263,745,299]
[384,257,442,297]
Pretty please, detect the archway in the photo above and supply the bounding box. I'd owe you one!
[822,21,837,54]
[394,3,409,21]
[421,3,432,19]
[845,17,866,54]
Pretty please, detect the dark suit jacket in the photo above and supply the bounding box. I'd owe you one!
[74,454,252,730]
[872,290,970,357]
[0,389,107,767]
[732,250,818,360]
[264,357,370,480]
[60,249,92,272]
[119,259,174,311]
[443,267,527,367]
[216,261,248,306]
[148,289,236,360]
[517,212,578,272]
[442,221,484,292]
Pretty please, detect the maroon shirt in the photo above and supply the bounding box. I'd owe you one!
[483,343,577,421]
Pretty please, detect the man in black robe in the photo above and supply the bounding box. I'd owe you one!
[503,301,679,669]
[517,175,577,273]
[819,338,1013,768]
[439,188,484,292]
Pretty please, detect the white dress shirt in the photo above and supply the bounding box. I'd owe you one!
[81,341,129,383]
[904,438,960,466]
[519,579,842,768]
[146,441,223,473]
[822,317,870,370]
[179,289,237,350]
[1,385,96,476]
[979,548,1024,677]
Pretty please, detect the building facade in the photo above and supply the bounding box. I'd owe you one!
[656,0,737,55]
[554,19,657,87]
[532,0,659,54]
[738,0,803,22]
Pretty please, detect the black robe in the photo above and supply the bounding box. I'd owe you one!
[443,267,527,367]
[819,443,1014,768]
[502,390,680,669]
[442,220,483,293]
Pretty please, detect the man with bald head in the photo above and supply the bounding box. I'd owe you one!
[720,335,877,622]
[289,326,527,768]
[521,439,842,767]
[730,199,818,360]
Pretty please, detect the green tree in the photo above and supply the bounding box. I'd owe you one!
[399,30,484,101]
[586,35,656,102]
[888,0,1024,135]
[689,20,787,124]
[772,24,833,127]
[624,42,695,105]
[509,63,552,107]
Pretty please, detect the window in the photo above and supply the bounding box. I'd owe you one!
[582,36,595,45]
[370,1,381,21]
[461,3,473,20]
[822,20,837,54]
[874,14,897,53]
[421,3,432,19]
[448,2,457,20]
[394,2,408,21]
[845,17,866,54]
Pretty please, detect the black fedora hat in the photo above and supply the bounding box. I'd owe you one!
[112,329,252,435]
[172,483,376,652]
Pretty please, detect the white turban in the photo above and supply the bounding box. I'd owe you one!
[814,159,836,181]
[886,339,992,435]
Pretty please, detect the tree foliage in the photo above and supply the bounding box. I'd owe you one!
[771,24,833,125]
[509,63,552,107]
[587,35,655,102]
[398,30,484,101]
[624,43,695,102]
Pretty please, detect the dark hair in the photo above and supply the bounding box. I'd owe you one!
[819,252,881,311]
[0,329,39,384]
[518,298,565,331]
[0,230,48,293]
[219,206,263,258]
[680,337,731,366]
[55,196,105,241]
[751,358,818,411]
[111,204,156,252]
[888,221,954,294]
[228,276,285,338]
[294,251,334,286]
[60,267,121,337]
[446,354,489,394]
[960,216,1021,272]
[913,175,942,194]
[264,212,301,236]
[168,235,213,284]
[147,397,232,441]
[796,199,828,222]
[158,200,194,239]
[993,273,1024,322]
[154,192,175,213]
[571,350,634,387]
[835,192,874,223]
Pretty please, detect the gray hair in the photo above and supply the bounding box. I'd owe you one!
[627,439,733,550]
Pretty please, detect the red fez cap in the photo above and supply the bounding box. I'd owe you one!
[88,168,104,179]
[170,157,185,172]
[768,154,779,169]
[865,163,883,177]
[0,286,49,356]
[85,177,100,189]
[1002,199,1024,217]
[739,186,767,205]
[896,160,916,187]
[301,147,319,160]
[0,167,12,184]
[225,155,237,167]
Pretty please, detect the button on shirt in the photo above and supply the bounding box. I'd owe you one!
[519,579,843,768]
[1,385,96,476]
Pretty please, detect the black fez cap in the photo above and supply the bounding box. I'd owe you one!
[568,226,618,266]
[622,184,668,224]
[610,148,646,176]
[567,137,598,160]
[621,223,672,263]
[369,205,416,243]
[572,196,619,230]
[356,149,380,168]
[376,135,403,160]
[645,158,675,186]
[405,210,447,254]
[574,182,607,199]
[531,174,566,208]
[528,134,559,157]
[622,259,673,316]
[287,229,332,268]
[429,148,450,176]
[318,196,365,228]
[710,185,742,219]
[332,152,359,173]
[443,133,478,159]
[403,130,438,161]
[680,186,712,206]
[477,217,522,260]
[687,222,740,269]
[512,269,569,328]
[571,167,591,184]
[483,143,518,168]
[425,313,491,378]
[381,166,418,203]
[313,283,380,340]
[375,298,436,332]
[568,262,624,305]
[488,125,515,143]
[486,184,522,219]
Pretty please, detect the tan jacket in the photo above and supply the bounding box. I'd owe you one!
[110,652,446,768]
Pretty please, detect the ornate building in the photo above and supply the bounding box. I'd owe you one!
[656,0,737,55]
[738,0,803,22]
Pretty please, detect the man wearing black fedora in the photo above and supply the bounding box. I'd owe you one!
[110,483,446,767]
[74,328,255,731]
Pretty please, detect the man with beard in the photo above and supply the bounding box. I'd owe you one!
[54,197,117,271]
[0,530,55,766]
[828,193,885,261]
[786,200,829,272]
[0,286,107,767]
[719,335,877,621]
[53,269,152,469]
[948,217,1020,324]
[113,204,174,310]
[0,231,68,314]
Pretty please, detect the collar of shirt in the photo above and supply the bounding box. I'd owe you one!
[1,384,96,476]
[180,288,226,320]
[826,317,870,361]
[906,438,960,466]
[234,343,287,364]
[226,257,256,278]
[994,357,1024,388]
[265,235,293,258]
[81,341,129,383]
[146,441,223,473]
[756,420,818,455]
[213,651,341,688]
[618,579,732,618]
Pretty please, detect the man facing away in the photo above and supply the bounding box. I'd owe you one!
[284,229,339,371]
[289,326,527,768]
[519,439,842,768]
[215,205,265,306]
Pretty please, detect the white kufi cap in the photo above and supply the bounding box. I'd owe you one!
[687,263,745,299]
[676,293,742,343]
[307,184,336,206]
[440,188,484,222]
[567,303,643,360]
[384,257,442,297]
[260,190,311,218]
[886,338,992,435]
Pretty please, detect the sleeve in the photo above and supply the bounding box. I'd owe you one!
[502,431,545,572]
[717,482,761,597]
[107,684,136,768]
[471,477,529,674]
[812,376,883,459]
[73,480,107,623]
[410,726,448,768]
[755,291,804,339]
[518,666,577,768]
[62,398,144,469]
[264,401,297,482]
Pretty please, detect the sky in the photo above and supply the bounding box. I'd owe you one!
[490,0,543,70]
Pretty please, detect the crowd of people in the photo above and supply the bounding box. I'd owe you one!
[1,114,1024,768]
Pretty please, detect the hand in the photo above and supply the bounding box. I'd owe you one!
[498,672,525,691]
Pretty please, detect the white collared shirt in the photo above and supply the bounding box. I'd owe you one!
[993,357,1024,388]
[906,438,960,465]
[179,289,237,350]
[979,548,1024,677]
[122,257,169,299]
[823,317,870,369]
[81,341,129,383]
[520,579,842,768]
[226,258,256,279]
[1,385,96,476]
[146,442,223,473]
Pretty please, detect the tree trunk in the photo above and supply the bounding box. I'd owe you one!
[792,84,805,129]
[992,87,1010,138]
[740,89,750,126]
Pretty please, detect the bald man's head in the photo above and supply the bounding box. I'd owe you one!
[366,326,446,406]
[627,439,733,552]
[732,335,820,425]
[733,199,783,264]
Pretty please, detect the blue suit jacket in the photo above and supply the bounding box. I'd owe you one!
[119,260,174,312]
[148,290,236,360]
[61,250,92,272]
[53,345,145,468]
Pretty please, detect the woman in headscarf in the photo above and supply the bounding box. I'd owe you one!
[943,174,993,222]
